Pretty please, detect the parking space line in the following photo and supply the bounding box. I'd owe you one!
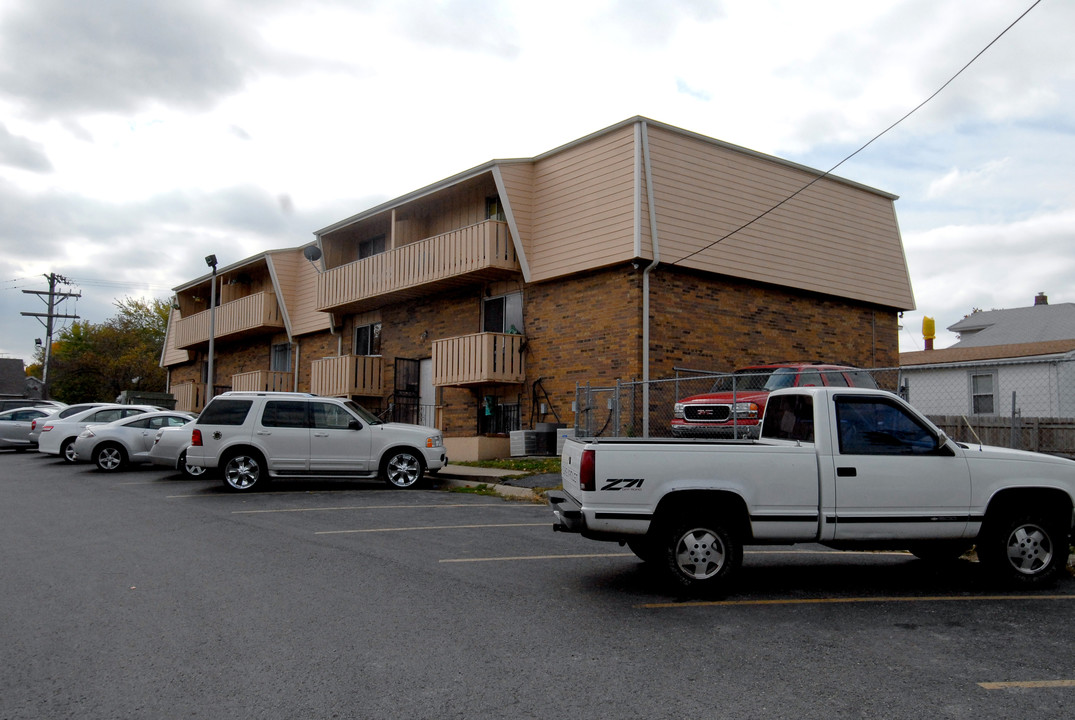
[234,502,532,514]
[315,522,548,535]
[639,595,1075,609]
[441,552,634,563]
[979,680,1075,690]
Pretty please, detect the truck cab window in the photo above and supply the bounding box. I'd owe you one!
[761,394,813,442]
[835,397,938,455]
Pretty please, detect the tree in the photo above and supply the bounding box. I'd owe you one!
[32,297,171,403]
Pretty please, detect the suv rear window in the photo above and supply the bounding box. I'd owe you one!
[198,399,253,426]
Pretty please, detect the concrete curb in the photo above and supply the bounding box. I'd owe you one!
[433,476,548,502]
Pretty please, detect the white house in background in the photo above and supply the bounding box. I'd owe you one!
[899,294,1075,418]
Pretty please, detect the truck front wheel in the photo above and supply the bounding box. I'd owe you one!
[978,512,1068,587]
[662,516,742,593]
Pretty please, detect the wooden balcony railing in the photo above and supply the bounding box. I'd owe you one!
[231,370,292,392]
[310,355,385,397]
[317,220,519,313]
[433,332,525,387]
[172,382,207,413]
[174,291,285,349]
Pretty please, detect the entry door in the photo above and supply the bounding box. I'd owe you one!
[393,358,420,425]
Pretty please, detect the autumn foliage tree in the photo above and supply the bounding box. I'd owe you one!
[30,298,170,403]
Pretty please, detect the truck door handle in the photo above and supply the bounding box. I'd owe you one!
[837,467,857,477]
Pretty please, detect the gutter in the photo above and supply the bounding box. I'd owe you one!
[639,120,661,437]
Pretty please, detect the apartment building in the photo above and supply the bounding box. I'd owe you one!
[161,117,915,460]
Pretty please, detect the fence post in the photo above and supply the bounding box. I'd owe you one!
[614,378,622,437]
[1009,391,1018,449]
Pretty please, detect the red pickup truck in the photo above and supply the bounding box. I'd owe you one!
[671,363,877,438]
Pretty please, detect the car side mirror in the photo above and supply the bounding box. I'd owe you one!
[348,419,362,431]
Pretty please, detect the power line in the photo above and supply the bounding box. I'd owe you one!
[671,0,1043,267]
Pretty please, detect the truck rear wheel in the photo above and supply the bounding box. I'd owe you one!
[662,516,742,593]
[977,512,1068,587]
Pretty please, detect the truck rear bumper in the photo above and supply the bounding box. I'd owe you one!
[548,490,585,533]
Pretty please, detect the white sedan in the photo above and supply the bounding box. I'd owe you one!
[148,424,206,478]
[38,404,164,463]
[73,410,196,472]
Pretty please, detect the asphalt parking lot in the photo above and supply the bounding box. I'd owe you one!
[2,450,1074,719]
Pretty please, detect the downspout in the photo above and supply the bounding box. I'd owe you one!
[639,120,661,437]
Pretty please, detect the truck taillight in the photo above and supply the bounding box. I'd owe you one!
[580,449,595,492]
[191,429,202,446]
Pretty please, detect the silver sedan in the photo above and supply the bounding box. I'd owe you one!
[0,407,51,451]
[148,424,206,478]
[73,411,196,472]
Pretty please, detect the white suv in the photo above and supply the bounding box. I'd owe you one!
[185,392,447,492]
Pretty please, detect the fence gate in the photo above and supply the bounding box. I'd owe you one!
[392,357,420,425]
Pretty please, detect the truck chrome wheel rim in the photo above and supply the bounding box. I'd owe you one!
[675,528,725,579]
[224,456,259,489]
[385,453,421,487]
[1006,523,1053,575]
[184,463,206,477]
[97,447,122,470]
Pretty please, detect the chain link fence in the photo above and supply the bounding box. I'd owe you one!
[573,363,1075,459]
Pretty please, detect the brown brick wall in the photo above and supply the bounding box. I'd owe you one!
[164,263,899,445]
[649,267,900,374]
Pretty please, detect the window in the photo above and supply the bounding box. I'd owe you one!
[199,399,252,426]
[90,409,124,423]
[358,235,386,260]
[835,397,939,455]
[486,196,505,221]
[261,401,308,428]
[271,343,291,372]
[797,370,824,387]
[311,402,355,430]
[483,292,523,334]
[971,372,996,414]
[354,322,382,356]
[761,394,814,443]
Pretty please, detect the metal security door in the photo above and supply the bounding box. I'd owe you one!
[393,357,420,425]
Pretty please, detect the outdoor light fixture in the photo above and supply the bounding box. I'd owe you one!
[205,254,217,268]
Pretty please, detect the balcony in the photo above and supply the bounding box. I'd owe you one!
[172,382,207,413]
[433,332,525,387]
[310,355,385,397]
[175,292,285,349]
[317,220,519,314]
[231,370,292,393]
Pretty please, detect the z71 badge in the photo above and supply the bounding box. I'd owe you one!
[601,478,644,491]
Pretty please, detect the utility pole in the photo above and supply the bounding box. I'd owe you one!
[21,273,81,399]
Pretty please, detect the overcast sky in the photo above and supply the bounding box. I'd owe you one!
[1,0,1073,367]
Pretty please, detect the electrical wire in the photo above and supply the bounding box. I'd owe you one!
[671,0,1043,267]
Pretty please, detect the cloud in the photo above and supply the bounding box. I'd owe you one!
[0,0,346,120]
[925,159,1009,199]
[0,123,52,172]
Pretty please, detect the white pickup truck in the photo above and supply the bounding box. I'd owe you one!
[550,387,1075,593]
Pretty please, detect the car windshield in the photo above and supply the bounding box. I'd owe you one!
[709,367,797,393]
[343,400,383,425]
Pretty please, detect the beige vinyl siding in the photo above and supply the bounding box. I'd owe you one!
[526,125,638,281]
[497,162,533,262]
[644,125,914,309]
[160,308,190,367]
[269,248,330,337]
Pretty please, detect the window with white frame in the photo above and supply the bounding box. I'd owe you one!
[970,370,997,414]
[354,322,382,356]
[270,343,291,372]
[483,292,523,334]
